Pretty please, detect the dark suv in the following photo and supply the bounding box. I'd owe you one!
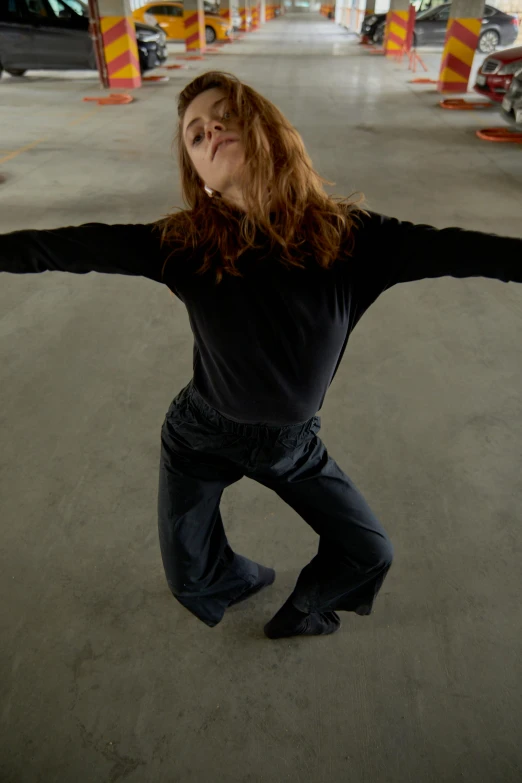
[0,0,167,78]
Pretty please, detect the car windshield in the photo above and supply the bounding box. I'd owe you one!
[416,7,443,19]
[63,0,88,15]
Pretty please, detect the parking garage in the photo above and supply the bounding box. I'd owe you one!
[1,3,522,782]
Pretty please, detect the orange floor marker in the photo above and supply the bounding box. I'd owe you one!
[163,64,188,70]
[409,78,437,84]
[82,93,134,105]
[440,98,492,110]
[142,75,169,82]
[476,127,522,143]
[176,55,205,60]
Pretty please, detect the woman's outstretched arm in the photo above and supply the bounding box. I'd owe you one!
[352,213,522,297]
[0,223,168,283]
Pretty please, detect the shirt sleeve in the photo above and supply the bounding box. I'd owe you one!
[352,212,522,300]
[0,222,168,283]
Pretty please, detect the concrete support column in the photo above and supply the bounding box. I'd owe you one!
[384,0,409,55]
[344,1,351,29]
[437,0,485,92]
[350,0,359,31]
[335,0,344,25]
[251,2,260,28]
[94,0,141,89]
[260,0,266,24]
[239,0,251,31]
[184,0,206,52]
[353,0,366,32]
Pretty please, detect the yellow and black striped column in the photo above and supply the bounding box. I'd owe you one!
[96,0,141,88]
[184,0,206,52]
[251,3,260,29]
[437,3,483,93]
[384,0,409,56]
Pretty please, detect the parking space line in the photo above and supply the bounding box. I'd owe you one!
[0,138,50,165]
[0,105,104,165]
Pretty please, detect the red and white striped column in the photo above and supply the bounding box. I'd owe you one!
[184,0,206,53]
[437,0,485,92]
[91,0,141,89]
[384,0,410,56]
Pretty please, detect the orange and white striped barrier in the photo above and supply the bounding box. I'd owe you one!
[184,8,206,52]
[384,10,409,56]
[437,18,481,93]
[100,16,141,89]
[251,4,259,29]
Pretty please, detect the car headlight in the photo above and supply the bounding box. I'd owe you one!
[136,29,160,43]
[499,61,522,75]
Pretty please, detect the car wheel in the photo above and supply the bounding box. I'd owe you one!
[205,25,216,43]
[6,69,27,77]
[373,21,385,45]
[478,30,499,54]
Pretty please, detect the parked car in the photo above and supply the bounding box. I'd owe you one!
[361,0,449,42]
[232,11,252,31]
[133,2,232,44]
[0,0,167,77]
[500,66,522,129]
[474,45,522,103]
[364,3,519,54]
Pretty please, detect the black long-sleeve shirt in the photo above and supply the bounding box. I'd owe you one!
[1,212,520,425]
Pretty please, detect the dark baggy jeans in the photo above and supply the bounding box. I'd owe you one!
[158,382,393,628]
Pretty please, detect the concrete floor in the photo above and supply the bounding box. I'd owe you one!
[1,14,522,783]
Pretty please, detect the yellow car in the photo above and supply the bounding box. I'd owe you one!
[133,2,232,44]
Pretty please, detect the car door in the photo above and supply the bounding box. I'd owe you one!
[163,3,184,40]
[424,5,451,45]
[0,0,34,70]
[143,5,177,39]
[23,0,91,69]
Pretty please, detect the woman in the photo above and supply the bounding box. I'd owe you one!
[1,71,520,639]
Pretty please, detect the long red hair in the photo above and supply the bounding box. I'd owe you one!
[159,71,363,284]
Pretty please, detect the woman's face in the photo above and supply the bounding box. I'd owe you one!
[182,87,245,205]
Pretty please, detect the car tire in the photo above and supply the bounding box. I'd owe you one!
[478,29,499,54]
[205,25,217,43]
[6,69,27,77]
[373,21,385,45]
